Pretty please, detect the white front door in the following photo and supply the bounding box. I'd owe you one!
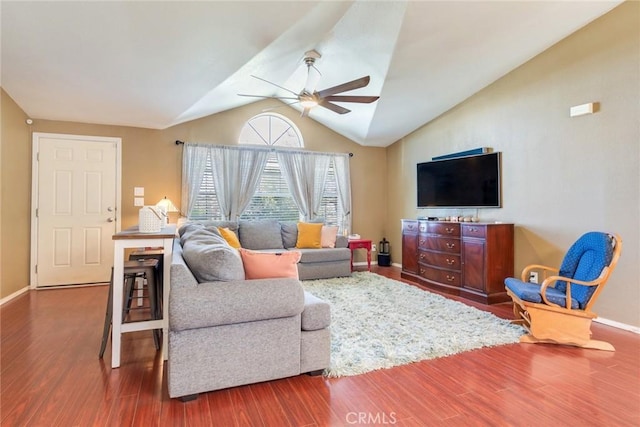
[31,133,121,287]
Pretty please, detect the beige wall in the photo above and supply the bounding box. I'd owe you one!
[0,97,387,299]
[387,2,639,326]
[1,90,32,298]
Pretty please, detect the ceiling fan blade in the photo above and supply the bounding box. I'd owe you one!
[317,76,371,98]
[319,100,351,115]
[262,100,301,112]
[323,95,379,104]
[238,94,299,100]
[250,75,300,97]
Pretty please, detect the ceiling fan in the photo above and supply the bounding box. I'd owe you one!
[238,50,380,117]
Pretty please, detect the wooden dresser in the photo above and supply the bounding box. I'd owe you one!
[401,219,514,304]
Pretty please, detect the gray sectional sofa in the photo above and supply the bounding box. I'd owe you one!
[184,219,352,280]
[167,219,347,400]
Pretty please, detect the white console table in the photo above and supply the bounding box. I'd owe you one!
[111,224,176,368]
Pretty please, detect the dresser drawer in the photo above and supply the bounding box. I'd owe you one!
[427,222,460,237]
[419,236,460,253]
[462,224,486,238]
[402,220,419,234]
[418,251,461,271]
[418,265,461,287]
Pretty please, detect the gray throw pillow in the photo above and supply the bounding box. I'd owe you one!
[238,220,284,250]
[280,222,298,249]
[181,227,245,282]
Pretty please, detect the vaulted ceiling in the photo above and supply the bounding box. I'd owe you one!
[1,1,622,147]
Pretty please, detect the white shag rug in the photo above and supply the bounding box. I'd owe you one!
[302,271,525,377]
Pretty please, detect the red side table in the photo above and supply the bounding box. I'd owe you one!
[347,239,372,271]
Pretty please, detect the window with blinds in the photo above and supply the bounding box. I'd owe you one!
[189,153,222,220]
[315,161,341,225]
[189,112,345,228]
[240,153,300,221]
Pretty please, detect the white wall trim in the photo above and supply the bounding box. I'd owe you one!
[0,286,29,306]
[594,317,640,334]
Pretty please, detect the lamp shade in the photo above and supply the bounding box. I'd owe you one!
[156,196,179,213]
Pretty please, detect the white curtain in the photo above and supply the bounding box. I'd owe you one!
[182,143,352,227]
[210,145,269,220]
[181,144,210,217]
[332,153,352,234]
[277,151,331,221]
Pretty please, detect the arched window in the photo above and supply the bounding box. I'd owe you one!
[239,114,303,221]
[238,113,304,148]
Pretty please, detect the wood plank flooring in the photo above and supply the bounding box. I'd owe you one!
[1,266,638,426]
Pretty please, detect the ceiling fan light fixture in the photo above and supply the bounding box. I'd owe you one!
[299,92,318,108]
[300,99,318,108]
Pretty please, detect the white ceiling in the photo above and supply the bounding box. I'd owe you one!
[1,1,622,147]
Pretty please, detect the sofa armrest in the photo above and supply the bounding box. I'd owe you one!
[336,235,348,248]
[169,278,305,332]
[170,240,198,289]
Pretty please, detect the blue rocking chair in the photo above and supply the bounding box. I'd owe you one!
[505,232,622,351]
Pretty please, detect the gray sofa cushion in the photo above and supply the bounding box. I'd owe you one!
[294,247,351,263]
[170,278,305,331]
[180,227,245,283]
[302,292,331,331]
[239,220,284,250]
[335,235,349,248]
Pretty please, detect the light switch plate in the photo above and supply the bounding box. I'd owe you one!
[134,187,144,196]
[134,197,145,207]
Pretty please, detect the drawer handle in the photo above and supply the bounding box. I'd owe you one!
[469,227,477,232]
[419,239,426,245]
[420,268,425,274]
[446,275,455,282]
[419,253,425,260]
[445,227,454,234]
[446,258,455,265]
[408,224,415,230]
[446,243,455,249]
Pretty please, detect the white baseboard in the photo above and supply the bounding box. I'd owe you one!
[594,317,640,334]
[352,261,378,267]
[0,286,29,306]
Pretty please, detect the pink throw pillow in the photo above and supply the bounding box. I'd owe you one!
[239,249,302,279]
[321,225,339,248]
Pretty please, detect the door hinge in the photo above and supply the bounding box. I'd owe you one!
[35,208,38,217]
[35,265,38,274]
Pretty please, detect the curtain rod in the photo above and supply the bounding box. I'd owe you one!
[175,140,353,157]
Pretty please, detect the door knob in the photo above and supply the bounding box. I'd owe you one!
[107,207,114,212]
[107,217,115,222]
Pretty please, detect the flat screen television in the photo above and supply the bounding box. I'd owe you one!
[417,152,501,208]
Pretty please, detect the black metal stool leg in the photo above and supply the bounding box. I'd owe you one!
[99,268,114,358]
[145,268,161,351]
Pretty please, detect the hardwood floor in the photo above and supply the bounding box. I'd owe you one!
[1,266,638,426]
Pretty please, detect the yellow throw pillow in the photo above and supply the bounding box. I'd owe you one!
[218,227,241,249]
[296,222,323,249]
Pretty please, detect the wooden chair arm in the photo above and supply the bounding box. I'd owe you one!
[539,274,605,309]
[520,264,559,282]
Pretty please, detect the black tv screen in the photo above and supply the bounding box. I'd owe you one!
[417,152,501,208]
